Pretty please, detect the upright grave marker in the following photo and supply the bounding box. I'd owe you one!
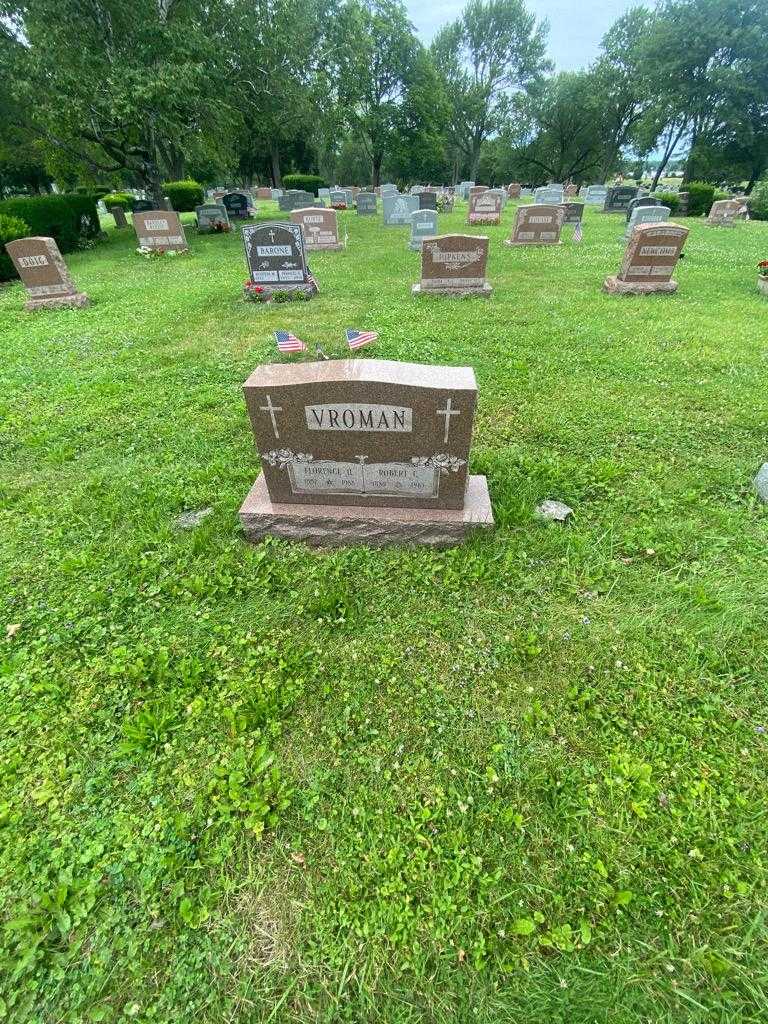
[412,234,491,298]
[222,192,252,219]
[5,236,90,311]
[560,202,584,225]
[110,206,128,228]
[242,221,317,299]
[603,186,638,213]
[329,189,349,210]
[419,192,437,211]
[195,203,230,233]
[624,205,670,241]
[409,209,438,250]
[132,199,154,213]
[290,207,343,250]
[133,210,188,251]
[508,183,522,199]
[239,359,493,547]
[383,193,418,226]
[535,186,564,205]
[626,196,662,222]
[356,192,377,215]
[256,187,273,200]
[505,205,564,246]
[468,190,502,225]
[707,199,742,226]
[583,184,607,205]
[603,222,688,295]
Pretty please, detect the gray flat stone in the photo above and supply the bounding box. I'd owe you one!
[239,474,494,548]
[176,507,213,529]
[754,463,768,502]
[536,500,573,522]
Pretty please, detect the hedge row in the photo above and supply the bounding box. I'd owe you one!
[163,180,204,211]
[0,193,100,281]
[282,174,327,194]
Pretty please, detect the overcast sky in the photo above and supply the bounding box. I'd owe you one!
[405,0,636,71]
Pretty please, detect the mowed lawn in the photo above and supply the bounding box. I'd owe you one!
[1,200,768,1023]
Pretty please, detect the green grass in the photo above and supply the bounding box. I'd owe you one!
[1,200,768,1023]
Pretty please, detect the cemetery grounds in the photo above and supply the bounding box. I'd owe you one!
[1,199,767,1022]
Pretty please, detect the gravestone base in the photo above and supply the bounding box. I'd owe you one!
[602,276,678,295]
[243,282,317,301]
[468,217,500,226]
[306,241,343,251]
[412,282,492,299]
[239,473,494,548]
[25,291,90,312]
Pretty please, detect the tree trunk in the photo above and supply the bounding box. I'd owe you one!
[270,145,282,188]
[371,151,383,188]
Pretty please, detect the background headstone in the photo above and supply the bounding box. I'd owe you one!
[561,202,584,225]
[110,205,128,228]
[222,192,251,219]
[419,192,437,211]
[356,192,377,215]
[603,186,639,213]
[409,209,438,250]
[5,235,89,311]
[383,193,418,226]
[196,203,230,233]
[468,191,502,224]
[413,234,491,298]
[707,199,742,226]
[290,207,343,250]
[624,205,670,240]
[133,210,188,251]
[626,196,662,222]
[506,205,564,245]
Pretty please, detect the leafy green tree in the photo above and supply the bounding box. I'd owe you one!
[4,0,233,203]
[331,0,419,186]
[431,0,550,181]
[384,49,452,184]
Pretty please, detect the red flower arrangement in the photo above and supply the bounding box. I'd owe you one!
[759,260,768,277]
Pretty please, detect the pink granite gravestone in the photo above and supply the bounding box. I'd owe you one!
[505,205,564,245]
[5,236,89,311]
[132,210,188,251]
[290,207,343,250]
[603,222,689,294]
[239,359,493,547]
[412,234,491,298]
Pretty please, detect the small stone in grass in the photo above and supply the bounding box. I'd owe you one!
[535,500,574,522]
[176,507,213,530]
[754,463,768,502]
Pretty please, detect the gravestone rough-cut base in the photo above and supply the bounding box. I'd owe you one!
[24,292,89,312]
[412,283,492,299]
[602,276,678,295]
[239,473,494,548]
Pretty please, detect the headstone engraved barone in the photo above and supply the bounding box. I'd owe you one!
[602,185,639,213]
[468,190,502,225]
[239,359,493,546]
[603,222,689,295]
[5,236,90,311]
[383,193,418,226]
[242,221,317,299]
[707,199,743,226]
[505,205,564,246]
[110,206,128,229]
[222,191,252,219]
[560,202,584,225]
[132,210,188,251]
[624,205,670,241]
[409,209,439,250]
[195,203,230,233]
[412,234,491,298]
[356,192,377,215]
[290,207,343,251]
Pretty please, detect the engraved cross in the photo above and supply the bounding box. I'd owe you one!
[259,394,283,439]
[436,397,460,443]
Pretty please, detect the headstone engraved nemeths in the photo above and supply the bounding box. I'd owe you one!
[624,205,670,240]
[383,193,418,226]
[505,205,564,246]
[196,203,230,232]
[603,222,689,295]
[468,191,502,225]
[356,192,377,215]
[412,234,491,298]
[133,210,188,251]
[242,221,317,298]
[222,192,251,219]
[290,207,343,250]
[707,199,743,226]
[603,186,639,213]
[239,359,493,546]
[409,209,438,250]
[5,236,89,311]
[110,206,128,228]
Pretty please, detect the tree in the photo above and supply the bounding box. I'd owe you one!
[384,49,452,184]
[332,0,419,187]
[4,0,233,203]
[431,0,549,180]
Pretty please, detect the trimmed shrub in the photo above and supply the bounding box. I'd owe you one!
[162,180,204,212]
[747,178,768,221]
[282,174,327,195]
[0,193,99,257]
[103,192,134,212]
[685,181,716,217]
[0,213,31,282]
[74,185,111,197]
[655,192,680,214]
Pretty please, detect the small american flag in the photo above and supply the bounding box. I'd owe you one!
[274,330,307,353]
[573,220,583,243]
[346,328,378,351]
[307,269,319,292]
